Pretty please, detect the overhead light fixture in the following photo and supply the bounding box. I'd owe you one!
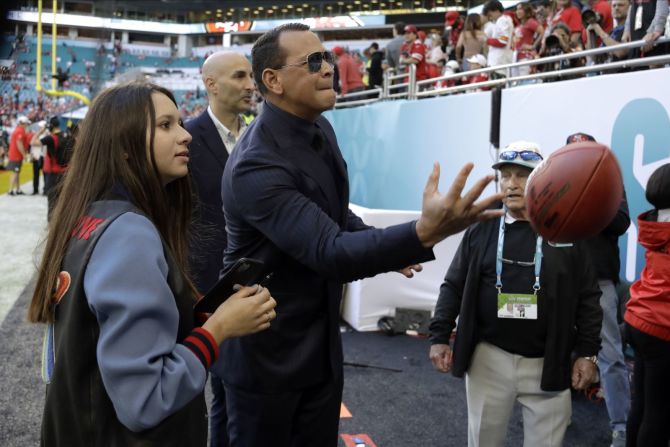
[205,10,211,14]
[243,7,250,11]
[216,8,222,13]
[296,7,303,11]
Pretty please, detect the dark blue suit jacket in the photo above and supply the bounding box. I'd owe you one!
[185,110,229,293]
[215,101,435,391]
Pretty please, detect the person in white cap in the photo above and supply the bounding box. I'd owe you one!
[462,54,490,90]
[7,116,30,195]
[430,140,603,447]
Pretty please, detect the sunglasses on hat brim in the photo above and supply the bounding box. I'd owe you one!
[498,150,543,162]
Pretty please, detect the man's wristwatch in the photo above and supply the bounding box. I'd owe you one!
[582,355,598,366]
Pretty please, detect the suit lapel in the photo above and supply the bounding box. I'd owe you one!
[197,113,229,168]
[320,126,349,227]
[274,132,343,224]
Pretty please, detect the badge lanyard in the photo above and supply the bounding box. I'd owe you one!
[495,214,543,295]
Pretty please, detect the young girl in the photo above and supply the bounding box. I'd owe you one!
[624,163,670,446]
[456,13,488,71]
[29,82,276,446]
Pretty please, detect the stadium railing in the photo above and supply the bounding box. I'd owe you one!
[334,37,670,108]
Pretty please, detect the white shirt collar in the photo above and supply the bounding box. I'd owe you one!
[207,106,247,154]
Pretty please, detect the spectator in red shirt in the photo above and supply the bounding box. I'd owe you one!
[582,0,614,47]
[333,46,365,97]
[32,116,66,219]
[7,115,30,196]
[551,0,584,46]
[462,54,491,91]
[587,0,614,32]
[400,25,429,81]
[513,2,544,77]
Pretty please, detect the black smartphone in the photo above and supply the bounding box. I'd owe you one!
[194,258,267,313]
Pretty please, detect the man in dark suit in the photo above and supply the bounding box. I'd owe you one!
[185,51,254,447]
[219,23,504,447]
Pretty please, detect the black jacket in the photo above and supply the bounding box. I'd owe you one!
[583,191,630,282]
[185,111,230,293]
[429,214,602,391]
[216,101,434,391]
[41,200,207,447]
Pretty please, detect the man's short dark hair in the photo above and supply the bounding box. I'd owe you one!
[252,22,310,96]
[646,163,670,209]
[394,22,406,35]
[483,0,505,14]
[370,42,379,50]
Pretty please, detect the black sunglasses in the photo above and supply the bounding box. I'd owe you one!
[499,150,543,162]
[279,51,335,73]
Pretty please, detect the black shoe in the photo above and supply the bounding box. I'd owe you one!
[16,190,24,195]
[8,191,15,196]
[32,191,39,195]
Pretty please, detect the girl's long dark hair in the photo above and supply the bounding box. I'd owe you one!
[465,14,482,41]
[29,82,195,323]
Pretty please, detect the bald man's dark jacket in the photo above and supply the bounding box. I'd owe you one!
[186,110,229,293]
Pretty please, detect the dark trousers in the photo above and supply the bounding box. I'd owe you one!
[32,157,43,193]
[44,172,64,220]
[625,324,670,447]
[209,372,229,447]
[224,375,343,447]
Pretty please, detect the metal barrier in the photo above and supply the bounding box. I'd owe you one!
[333,37,670,107]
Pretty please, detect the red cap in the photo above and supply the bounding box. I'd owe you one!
[566,132,596,144]
[332,46,345,56]
[404,24,418,34]
[445,11,460,25]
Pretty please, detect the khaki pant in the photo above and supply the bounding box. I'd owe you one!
[465,342,571,447]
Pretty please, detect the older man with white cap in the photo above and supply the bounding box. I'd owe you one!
[429,140,603,447]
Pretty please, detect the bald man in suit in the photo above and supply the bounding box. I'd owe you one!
[185,51,255,447]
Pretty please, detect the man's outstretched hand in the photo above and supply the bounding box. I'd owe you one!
[416,162,504,248]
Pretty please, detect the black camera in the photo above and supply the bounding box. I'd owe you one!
[544,35,562,53]
[581,9,602,27]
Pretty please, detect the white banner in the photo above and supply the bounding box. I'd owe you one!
[500,67,670,282]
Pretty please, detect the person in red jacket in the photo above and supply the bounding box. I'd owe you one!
[7,115,30,195]
[624,162,670,447]
[333,46,365,97]
[32,116,66,219]
[400,25,429,82]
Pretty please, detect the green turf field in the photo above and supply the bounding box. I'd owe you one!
[0,162,35,195]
